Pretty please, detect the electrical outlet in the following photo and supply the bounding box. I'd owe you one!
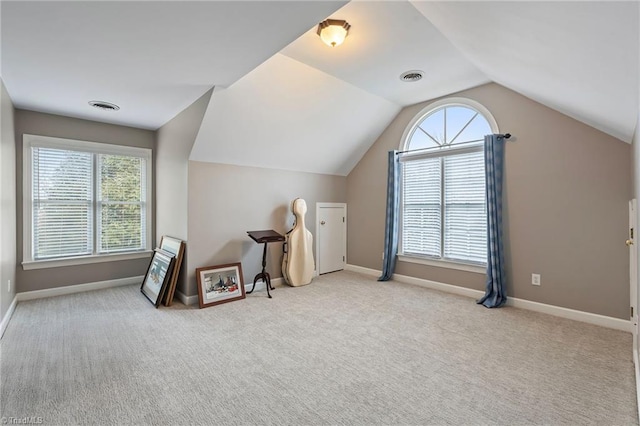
[7,279,11,293]
[531,274,541,286]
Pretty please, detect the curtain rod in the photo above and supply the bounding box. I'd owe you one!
[396,133,511,156]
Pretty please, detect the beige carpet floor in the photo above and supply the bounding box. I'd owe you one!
[0,270,637,425]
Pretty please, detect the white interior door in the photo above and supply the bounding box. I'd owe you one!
[317,203,346,275]
[629,199,637,348]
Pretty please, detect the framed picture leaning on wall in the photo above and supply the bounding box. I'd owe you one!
[141,249,175,308]
[196,263,245,309]
[159,236,185,307]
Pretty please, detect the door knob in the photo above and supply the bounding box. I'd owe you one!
[320,221,326,225]
[626,239,634,246]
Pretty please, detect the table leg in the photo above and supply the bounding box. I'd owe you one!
[248,242,273,298]
[247,274,259,294]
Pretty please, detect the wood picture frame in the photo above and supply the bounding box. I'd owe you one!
[196,262,246,309]
[141,249,175,308]
[159,236,185,306]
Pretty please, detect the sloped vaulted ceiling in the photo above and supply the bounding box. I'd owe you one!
[1,1,347,129]
[190,1,490,176]
[189,54,401,176]
[191,1,639,177]
[2,1,638,176]
[410,1,639,143]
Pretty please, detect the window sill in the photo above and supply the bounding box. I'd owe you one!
[22,251,153,270]
[397,254,486,274]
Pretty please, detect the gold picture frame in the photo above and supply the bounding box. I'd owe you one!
[159,236,185,306]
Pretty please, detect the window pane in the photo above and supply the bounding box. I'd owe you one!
[100,203,143,252]
[416,109,445,146]
[407,127,439,150]
[32,148,92,259]
[452,114,491,145]
[444,151,486,263]
[401,102,492,266]
[34,203,92,258]
[403,206,441,256]
[445,106,477,144]
[444,204,486,263]
[99,155,145,253]
[100,155,142,202]
[402,158,441,257]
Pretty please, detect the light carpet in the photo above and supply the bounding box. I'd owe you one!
[0,271,637,425]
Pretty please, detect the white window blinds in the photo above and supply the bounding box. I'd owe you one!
[401,148,487,264]
[443,150,486,264]
[399,101,493,266]
[402,158,441,257]
[32,148,93,259]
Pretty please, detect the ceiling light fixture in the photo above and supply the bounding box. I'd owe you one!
[317,19,351,47]
[88,100,120,111]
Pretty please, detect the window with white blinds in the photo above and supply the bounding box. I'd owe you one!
[443,150,486,263]
[24,135,152,264]
[32,148,93,259]
[400,100,496,266]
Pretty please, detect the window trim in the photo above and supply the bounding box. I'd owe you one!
[22,134,153,269]
[400,97,499,150]
[398,97,499,270]
[22,251,153,270]
[397,254,485,274]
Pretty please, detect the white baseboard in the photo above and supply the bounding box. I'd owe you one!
[394,272,485,300]
[0,296,18,339]
[175,290,199,306]
[506,297,630,332]
[344,264,380,277]
[17,276,144,302]
[175,277,286,306]
[345,264,630,332]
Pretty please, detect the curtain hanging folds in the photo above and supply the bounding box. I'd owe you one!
[379,150,400,281]
[477,134,507,308]
[380,134,507,304]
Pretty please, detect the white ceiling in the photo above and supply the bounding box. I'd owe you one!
[190,0,490,175]
[280,1,490,106]
[189,54,400,176]
[410,1,639,143]
[2,1,639,177]
[0,1,346,129]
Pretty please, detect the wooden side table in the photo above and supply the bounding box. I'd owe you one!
[246,230,285,298]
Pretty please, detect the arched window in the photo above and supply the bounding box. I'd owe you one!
[399,98,498,267]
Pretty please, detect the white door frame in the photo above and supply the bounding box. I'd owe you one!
[630,200,638,350]
[316,202,347,275]
[629,199,640,422]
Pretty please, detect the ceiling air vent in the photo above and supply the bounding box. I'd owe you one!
[400,70,424,82]
[88,100,120,111]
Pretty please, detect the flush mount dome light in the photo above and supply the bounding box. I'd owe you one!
[317,19,351,47]
[400,70,424,82]
[88,100,120,111]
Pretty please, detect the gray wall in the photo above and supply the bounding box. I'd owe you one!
[1,80,17,319]
[156,89,212,296]
[347,82,632,319]
[14,110,155,292]
[187,161,346,298]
